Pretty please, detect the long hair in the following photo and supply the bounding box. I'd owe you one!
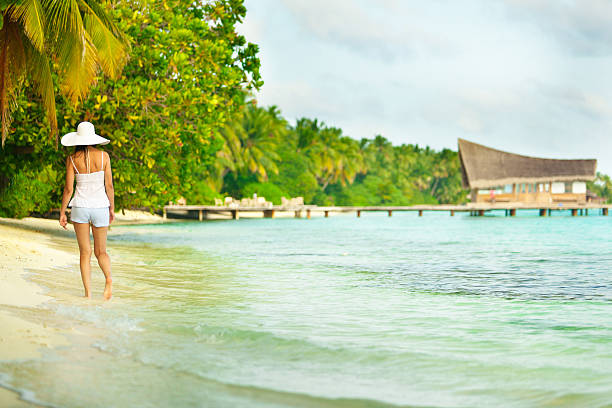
[74,145,88,154]
[73,145,89,169]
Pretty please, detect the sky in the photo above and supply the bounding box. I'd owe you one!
[238,0,612,174]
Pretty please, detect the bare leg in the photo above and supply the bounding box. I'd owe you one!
[92,225,112,300]
[74,223,92,298]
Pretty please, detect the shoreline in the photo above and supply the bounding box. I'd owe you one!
[0,211,166,407]
[0,218,75,407]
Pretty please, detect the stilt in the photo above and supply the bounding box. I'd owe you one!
[510,209,516,217]
[478,210,485,216]
[324,211,329,218]
[450,210,455,216]
[294,210,302,218]
[356,210,361,217]
[198,209,203,221]
[388,210,392,217]
[539,209,546,217]
[163,208,167,219]
[306,209,311,219]
[579,209,583,216]
[585,209,588,216]
[418,210,423,217]
[231,209,239,220]
[603,208,608,216]
[548,209,552,216]
[263,210,275,218]
[571,209,577,217]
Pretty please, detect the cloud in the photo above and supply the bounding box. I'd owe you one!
[502,0,612,56]
[278,0,454,60]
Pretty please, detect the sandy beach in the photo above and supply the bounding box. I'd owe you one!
[0,212,164,406]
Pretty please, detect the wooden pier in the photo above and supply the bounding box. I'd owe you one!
[163,203,612,220]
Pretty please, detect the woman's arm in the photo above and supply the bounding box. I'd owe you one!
[60,157,75,229]
[104,152,115,223]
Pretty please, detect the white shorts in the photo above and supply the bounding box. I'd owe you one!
[71,207,110,227]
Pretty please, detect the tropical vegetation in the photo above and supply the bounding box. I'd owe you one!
[1,0,262,216]
[218,104,466,206]
[0,0,129,146]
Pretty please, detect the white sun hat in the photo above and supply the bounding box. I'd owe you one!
[61,122,109,146]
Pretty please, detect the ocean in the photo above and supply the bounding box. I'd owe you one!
[3,211,612,407]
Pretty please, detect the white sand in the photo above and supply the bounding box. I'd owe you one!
[0,212,164,406]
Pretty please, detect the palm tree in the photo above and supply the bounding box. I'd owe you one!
[295,119,364,191]
[214,104,286,189]
[0,0,128,147]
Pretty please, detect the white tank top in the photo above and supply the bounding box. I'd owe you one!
[68,150,111,209]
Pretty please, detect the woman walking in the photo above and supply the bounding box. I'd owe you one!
[59,122,114,299]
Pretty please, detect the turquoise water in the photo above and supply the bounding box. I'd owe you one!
[3,211,612,407]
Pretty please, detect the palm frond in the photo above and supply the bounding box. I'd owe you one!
[7,0,46,53]
[0,18,26,147]
[79,0,128,42]
[24,37,58,146]
[57,30,97,103]
[43,0,83,36]
[82,8,126,78]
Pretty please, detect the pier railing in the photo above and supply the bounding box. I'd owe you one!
[163,203,611,220]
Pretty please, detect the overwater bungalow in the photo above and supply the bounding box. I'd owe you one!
[458,139,597,204]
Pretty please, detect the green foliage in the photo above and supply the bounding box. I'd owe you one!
[0,0,262,217]
[0,0,129,146]
[0,164,57,218]
[269,150,319,203]
[241,182,287,205]
[215,104,285,189]
[183,179,221,205]
[216,104,470,206]
[587,172,612,203]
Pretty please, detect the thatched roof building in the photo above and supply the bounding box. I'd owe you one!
[458,139,597,190]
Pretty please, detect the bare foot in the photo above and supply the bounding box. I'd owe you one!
[103,280,113,300]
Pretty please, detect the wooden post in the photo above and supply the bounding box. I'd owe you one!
[585,209,588,216]
[198,209,203,221]
[539,209,546,217]
[418,210,423,217]
[263,210,275,218]
[163,208,167,219]
[510,209,516,217]
[450,210,455,216]
[231,209,239,220]
[478,210,485,216]
[357,210,361,218]
[548,209,552,216]
[571,209,577,217]
[306,209,311,219]
[294,210,301,218]
[388,210,392,217]
[324,210,329,218]
[604,208,609,216]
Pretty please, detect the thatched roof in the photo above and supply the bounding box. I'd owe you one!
[458,139,597,189]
